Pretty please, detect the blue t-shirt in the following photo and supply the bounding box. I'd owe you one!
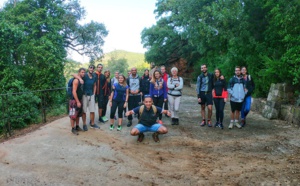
[113,83,129,102]
[83,73,96,95]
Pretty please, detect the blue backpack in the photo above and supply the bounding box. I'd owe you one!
[67,78,75,98]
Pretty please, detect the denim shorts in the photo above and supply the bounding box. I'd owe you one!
[134,124,162,133]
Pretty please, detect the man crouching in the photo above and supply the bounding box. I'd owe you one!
[126,95,170,143]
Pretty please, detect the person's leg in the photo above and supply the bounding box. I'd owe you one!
[157,97,164,120]
[234,102,242,129]
[173,96,181,125]
[229,101,235,129]
[70,118,77,135]
[102,96,108,117]
[206,93,213,126]
[127,95,134,122]
[89,95,97,127]
[167,95,175,124]
[131,124,148,142]
[82,95,88,126]
[117,101,125,130]
[150,124,168,142]
[213,98,220,126]
[219,99,226,124]
[109,101,118,129]
[241,96,251,124]
[164,99,169,117]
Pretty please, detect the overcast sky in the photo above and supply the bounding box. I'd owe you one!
[0,0,157,62]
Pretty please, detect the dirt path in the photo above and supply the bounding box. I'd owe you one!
[0,86,299,185]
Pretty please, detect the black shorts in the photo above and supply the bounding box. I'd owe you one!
[230,101,243,112]
[199,92,213,105]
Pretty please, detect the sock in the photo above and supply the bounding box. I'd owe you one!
[230,120,234,123]
[235,120,239,123]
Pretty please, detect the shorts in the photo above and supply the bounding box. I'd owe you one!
[82,94,95,113]
[199,91,213,105]
[134,124,162,133]
[230,101,243,112]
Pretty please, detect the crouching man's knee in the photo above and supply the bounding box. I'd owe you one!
[130,128,139,136]
[158,126,168,134]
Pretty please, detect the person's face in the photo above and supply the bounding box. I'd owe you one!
[215,70,220,77]
[79,70,85,78]
[144,70,149,76]
[97,65,103,72]
[154,71,161,79]
[161,67,166,74]
[115,72,119,78]
[171,70,177,76]
[201,65,207,73]
[127,71,131,76]
[88,66,94,73]
[105,71,110,78]
[143,97,153,108]
[235,68,241,76]
[131,68,137,75]
[241,68,247,75]
[118,75,124,83]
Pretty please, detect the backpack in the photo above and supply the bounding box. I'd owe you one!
[138,105,157,122]
[67,78,75,98]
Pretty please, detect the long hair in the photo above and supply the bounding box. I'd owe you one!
[151,70,162,84]
[214,68,222,82]
[118,74,127,87]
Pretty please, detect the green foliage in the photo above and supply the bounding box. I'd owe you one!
[142,0,300,97]
[107,57,129,76]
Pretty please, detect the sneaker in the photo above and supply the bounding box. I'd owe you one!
[109,124,114,130]
[228,122,234,129]
[158,120,163,125]
[152,132,160,142]
[71,128,78,135]
[90,123,100,129]
[219,123,224,129]
[102,116,109,122]
[235,122,242,129]
[75,126,83,132]
[127,120,132,127]
[200,120,206,126]
[207,120,212,127]
[137,133,144,142]
[240,119,246,127]
[214,122,220,128]
[83,125,88,131]
[99,117,105,123]
[117,125,122,131]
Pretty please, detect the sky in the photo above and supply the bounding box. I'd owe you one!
[0,0,158,62]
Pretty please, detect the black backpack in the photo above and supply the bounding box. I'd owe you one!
[67,78,75,98]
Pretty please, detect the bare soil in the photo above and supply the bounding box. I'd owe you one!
[0,86,299,186]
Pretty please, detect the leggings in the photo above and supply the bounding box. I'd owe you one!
[167,95,181,119]
[102,96,109,116]
[241,95,252,119]
[213,98,226,123]
[110,100,125,119]
[153,96,164,120]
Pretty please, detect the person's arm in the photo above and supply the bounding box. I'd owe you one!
[174,77,184,90]
[149,83,154,97]
[124,86,129,108]
[167,78,175,89]
[93,81,96,95]
[227,78,233,95]
[125,106,138,116]
[72,79,81,108]
[73,73,84,84]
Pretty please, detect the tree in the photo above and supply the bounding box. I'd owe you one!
[107,58,129,76]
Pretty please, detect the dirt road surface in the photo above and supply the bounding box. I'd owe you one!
[0,86,300,185]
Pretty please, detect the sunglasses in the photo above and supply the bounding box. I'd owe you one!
[89,66,95,69]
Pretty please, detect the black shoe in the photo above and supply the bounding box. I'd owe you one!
[75,126,83,131]
[219,123,224,129]
[175,118,179,125]
[99,117,105,123]
[71,128,78,135]
[241,119,246,127]
[171,118,176,125]
[214,122,219,128]
[127,120,132,127]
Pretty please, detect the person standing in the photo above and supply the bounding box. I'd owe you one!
[111,70,119,89]
[240,66,255,127]
[140,69,151,101]
[212,68,228,129]
[70,68,85,135]
[160,65,170,117]
[126,95,170,143]
[227,66,246,129]
[126,67,141,127]
[109,74,129,131]
[196,64,214,127]
[150,70,167,124]
[167,67,183,125]
[74,65,100,130]
[95,64,106,123]
[100,70,111,122]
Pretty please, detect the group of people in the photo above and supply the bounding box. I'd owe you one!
[68,63,254,142]
[69,64,183,143]
[196,64,255,129]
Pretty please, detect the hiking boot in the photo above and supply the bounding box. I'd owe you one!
[171,118,176,125]
[109,124,114,130]
[200,120,206,126]
[76,126,83,132]
[235,122,242,129]
[207,120,212,127]
[137,133,144,142]
[99,117,105,123]
[71,128,78,135]
[117,125,122,131]
[175,118,179,125]
[240,119,246,127]
[219,123,224,129]
[158,120,163,125]
[152,132,160,142]
[228,122,234,129]
[127,120,132,127]
[83,125,88,131]
[90,123,100,129]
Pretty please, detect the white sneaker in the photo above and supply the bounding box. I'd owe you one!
[228,122,234,129]
[235,122,242,129]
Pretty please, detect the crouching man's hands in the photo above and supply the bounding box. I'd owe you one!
[163,110,171,117]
